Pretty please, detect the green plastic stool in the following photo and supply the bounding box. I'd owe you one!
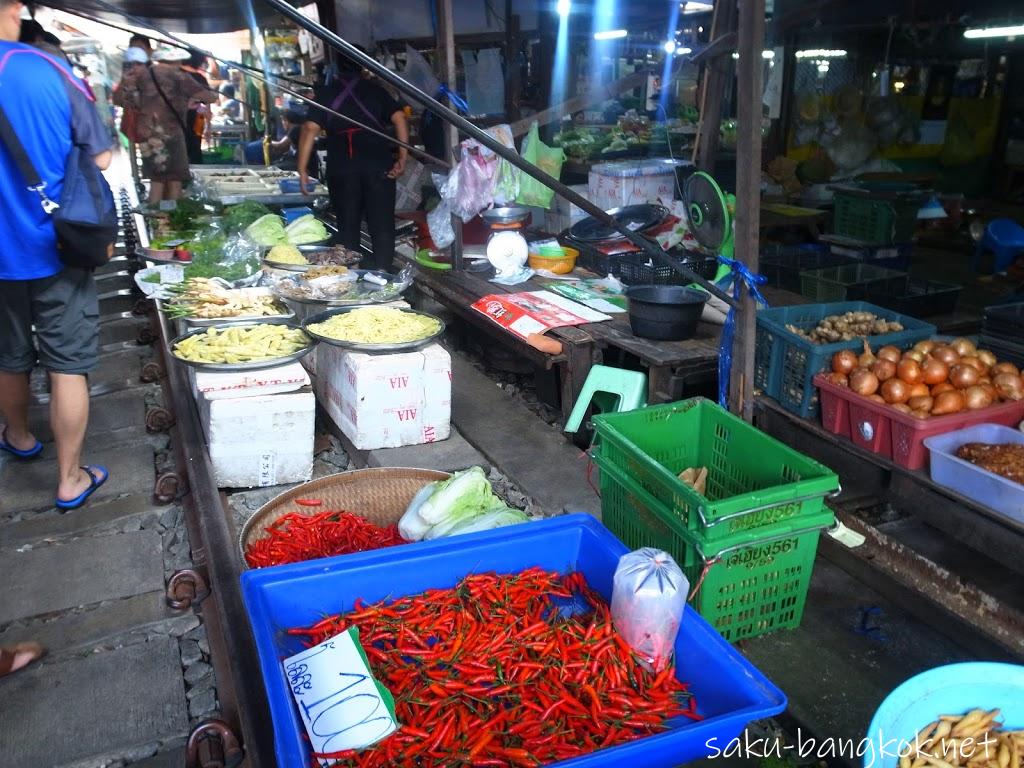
[564,365,648,435]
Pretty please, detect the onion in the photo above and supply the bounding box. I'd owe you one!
[902,350,925,363]
[908,395,934,412]
[908,382,930,398]
[831,349,858,375]
[994,372,1024,401]
[850,369,880,396]
[921,358,949,385]
[891,403,913,414]
[912,409,931,420]
[896,358,922,384]
[964,385,994,410]
[872,359,897,382]
[913,340,937,354]
[881,378,910,404]
[868,394,886,404]
[824,372,849,388]
[858,339,876,368]
[949,364,979,389]
[931,390,965,415]
[959,356,986,373]
[951,337,977,357]
[877,345,902,363]
[980,382,998,402]
[931,381,955,396]
[992,362,1020,377]
[977,350,997,369]
[931,345,960,366]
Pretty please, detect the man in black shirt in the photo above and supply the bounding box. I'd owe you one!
[298,55,409,273]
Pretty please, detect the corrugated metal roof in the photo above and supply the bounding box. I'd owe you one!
[41,0,271,34]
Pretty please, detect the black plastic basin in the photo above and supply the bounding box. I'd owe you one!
[625,285,709,341]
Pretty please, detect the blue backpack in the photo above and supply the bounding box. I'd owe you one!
[0,53,116,269]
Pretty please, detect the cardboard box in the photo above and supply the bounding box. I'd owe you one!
[195,371,315,487]
[191,362,310,400]
[316,343,451,450]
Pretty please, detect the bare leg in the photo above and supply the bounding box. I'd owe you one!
[165,180,183,200]
[148,180,165,203]
[0,371,36,451]
[50,373,91,502]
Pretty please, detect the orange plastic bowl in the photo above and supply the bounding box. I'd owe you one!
[528,246,579,275]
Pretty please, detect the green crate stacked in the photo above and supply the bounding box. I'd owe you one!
[591,398,839,642]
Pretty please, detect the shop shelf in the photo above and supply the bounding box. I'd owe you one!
[754,301,935,418]
[241,514,787,768]
[590,398,838,543]
[924,424,1024,523]
[815,373,1024,470]
[593,453,833,642]
[800,263,909,303]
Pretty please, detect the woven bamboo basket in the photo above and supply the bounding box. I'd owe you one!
[239,467,451,565]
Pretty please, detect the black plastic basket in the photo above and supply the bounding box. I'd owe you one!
[617,253,718,286]
[856,279,962,317]
[761,246,856,293]
[983,302,1024,343]
[564,238,628,277]
[980,334,1024,367]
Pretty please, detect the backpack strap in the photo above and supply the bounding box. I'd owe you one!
[0,103,59,213]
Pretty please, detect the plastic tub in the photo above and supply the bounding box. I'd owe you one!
[240,514,787,768]
[924,424,1024,522]
[815,374,1024,470]
[865,662,1024,768]
[528,246,579,274]
[625,285,708,340]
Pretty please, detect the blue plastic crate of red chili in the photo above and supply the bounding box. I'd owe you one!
[241,514,786,767]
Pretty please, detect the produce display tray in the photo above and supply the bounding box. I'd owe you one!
[592,453,833,642]
[591,399,839,544]
[240,514,787,768]
[799,264,909,303]
[815,373,1024,470]
[168,321,315,372]
[924,424,1024,523]
[301,306,445,353]
[754,301,935,419]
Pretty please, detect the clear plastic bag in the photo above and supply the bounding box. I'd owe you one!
[610,548,688,672]
[450,150,496,222]
[427,199,455,249]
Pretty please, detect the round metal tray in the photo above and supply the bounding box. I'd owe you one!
[168,320,315,372]
[272,270,408,306]
[481,206,531,226]
[567,203,669,243]
[183,305,295,328]
[302,306,445,353]
[262,244,361,273]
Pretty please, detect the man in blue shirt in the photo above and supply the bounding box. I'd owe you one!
[0,0,114,525]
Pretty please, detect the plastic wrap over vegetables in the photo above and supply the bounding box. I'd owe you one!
[611,548,688,672]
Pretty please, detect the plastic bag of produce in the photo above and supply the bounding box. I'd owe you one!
[515,122,565,209]
[611,548,687,672]
[451,150,497,222]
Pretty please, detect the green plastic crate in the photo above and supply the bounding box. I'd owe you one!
[593,453,832,642]
[591,399,839,543]
[832,185,924,246]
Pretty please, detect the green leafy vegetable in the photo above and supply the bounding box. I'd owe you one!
[438,507,530,538]
[223,201,272,235]
[284,214,328,245]
[141,272,162,284]
[168,198,209,230]
[245,214,288,246]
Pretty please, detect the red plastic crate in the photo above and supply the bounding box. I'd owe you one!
[814,374,1024,470]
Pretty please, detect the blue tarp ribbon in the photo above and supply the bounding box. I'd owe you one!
[437,84,470,114]
[716,255,770,408]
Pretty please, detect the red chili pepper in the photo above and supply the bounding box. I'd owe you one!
[294,498,323,507]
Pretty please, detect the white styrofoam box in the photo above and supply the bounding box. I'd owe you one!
[190,362,310,401]
[197,389,315,488]
[299,300,413,378]
[588,159,689,211]
[544,184,590,234]
[315,343,451,450]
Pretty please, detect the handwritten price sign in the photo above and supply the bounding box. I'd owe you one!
[283,627,398,764]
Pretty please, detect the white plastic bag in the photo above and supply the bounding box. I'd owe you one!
[610,548,688,672]
[450,150,496,222]
[426,199,455,249]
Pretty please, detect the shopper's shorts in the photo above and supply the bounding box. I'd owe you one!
[0,267,99,375]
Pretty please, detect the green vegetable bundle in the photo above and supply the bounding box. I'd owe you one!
[223,201,272,235]
[398,467,529,541]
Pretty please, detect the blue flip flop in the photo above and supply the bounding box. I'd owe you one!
[55,465,109,511]
[0,427,43,459]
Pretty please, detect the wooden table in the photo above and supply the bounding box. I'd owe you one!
[401,248,809,418]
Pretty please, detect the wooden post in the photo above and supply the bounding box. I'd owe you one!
[504,0,521,123]
[729,0,765,421]
[693,0,737,172]
[435,0,463,268]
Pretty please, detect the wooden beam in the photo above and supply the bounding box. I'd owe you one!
[729,0,765,421]
[504,6,522,123]
[693,0,737,171]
